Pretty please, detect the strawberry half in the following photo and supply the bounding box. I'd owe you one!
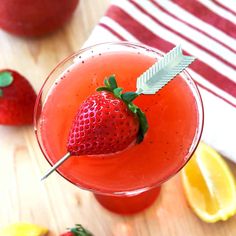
[0,69,37,125]
[60,224,93,236]
[67,75,148,156]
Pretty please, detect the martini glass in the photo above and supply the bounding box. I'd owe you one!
[34,42,203,215]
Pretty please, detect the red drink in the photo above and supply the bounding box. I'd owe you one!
[35,42,203,214]
[0,0,79,37]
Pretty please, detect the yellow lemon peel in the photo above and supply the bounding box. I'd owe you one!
[182,142,236,223]
[0,223,48,236]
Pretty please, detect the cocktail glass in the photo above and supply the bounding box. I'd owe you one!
[34,42,204,215]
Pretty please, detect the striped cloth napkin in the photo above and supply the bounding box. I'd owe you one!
[85,0,236,162]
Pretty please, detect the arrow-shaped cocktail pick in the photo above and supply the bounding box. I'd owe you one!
[41,45,195,181]
[136,45,195,95]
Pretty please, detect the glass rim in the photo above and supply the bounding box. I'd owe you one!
[34,41,204,196]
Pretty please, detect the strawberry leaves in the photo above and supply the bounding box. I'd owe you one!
[0,71,13,86]
[97,74,117,92]
[0,71,13,97]
[121,92,139,103]
[128,103,148,143]
[97,75,148,143]
[105,75,117,90]
[113,87,123,98]
[69,224,93,236]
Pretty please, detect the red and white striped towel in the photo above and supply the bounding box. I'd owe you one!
[85,0,236,162]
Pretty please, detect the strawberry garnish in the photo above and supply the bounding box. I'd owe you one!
[67,75,148,156]
[60,224,93,236]
[0,69,36,125]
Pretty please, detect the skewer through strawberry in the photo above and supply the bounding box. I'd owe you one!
[67,75,147,156]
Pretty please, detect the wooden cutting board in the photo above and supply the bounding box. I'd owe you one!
[0,0,236,235]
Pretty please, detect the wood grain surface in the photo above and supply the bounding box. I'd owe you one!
[0,0,236,235]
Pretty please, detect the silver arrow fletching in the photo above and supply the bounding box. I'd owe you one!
[136,45,195,95]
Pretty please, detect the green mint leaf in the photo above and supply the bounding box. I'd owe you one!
[96,87,112,92]
[113,87,123,98]
[121,92,139,103]
[0,88,3,97]
[108,75,117,90]
[0,71,13,87]
[136,107,148,143]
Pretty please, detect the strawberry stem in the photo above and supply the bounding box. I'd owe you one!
[0,71,14,97]
[121,92,139,103]
[69,224,93,236]
[97,75,148,143]
[0,71,13,87]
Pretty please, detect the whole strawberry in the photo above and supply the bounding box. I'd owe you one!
[60,224,93,236]
[0,69,37,125]
[67,75,148,156]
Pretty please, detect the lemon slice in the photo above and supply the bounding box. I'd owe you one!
[182,142,236,223]
[0,223,48,236]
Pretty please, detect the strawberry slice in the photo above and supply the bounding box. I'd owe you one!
[67,75,148,156]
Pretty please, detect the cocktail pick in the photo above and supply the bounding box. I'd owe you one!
[41,45,195,181]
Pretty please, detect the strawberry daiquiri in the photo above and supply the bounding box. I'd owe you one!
[35,42,203,214]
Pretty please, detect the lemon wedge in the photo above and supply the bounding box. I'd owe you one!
[181,142,236,223]
[0,223,48,236]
